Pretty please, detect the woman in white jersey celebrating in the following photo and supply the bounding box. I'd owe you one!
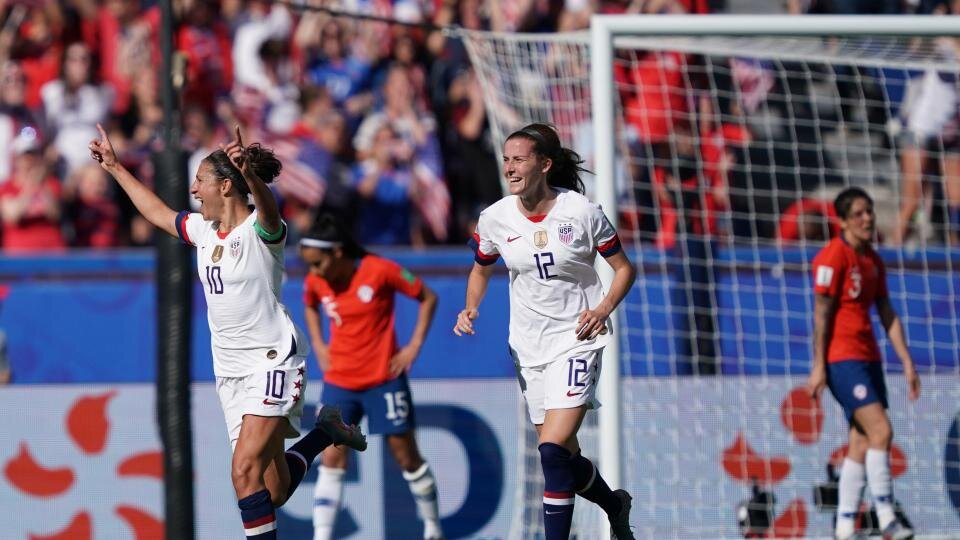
[89,124,366,540]
[453,123,637,539]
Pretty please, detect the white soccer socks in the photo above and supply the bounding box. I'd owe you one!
[866,448,896,529]
[312,466,345,540]
[835,458,866,539]
[403,462,443,539]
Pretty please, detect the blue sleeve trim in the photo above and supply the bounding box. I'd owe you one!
[175,211,193,246]
[468,237,499,266]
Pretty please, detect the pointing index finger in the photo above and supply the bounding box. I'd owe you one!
[234,125,243,148]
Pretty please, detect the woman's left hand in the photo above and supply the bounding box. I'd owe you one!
[388,345,418,377]
[222,125,248,175]
[905,367,921,401]
[576,307,610,341]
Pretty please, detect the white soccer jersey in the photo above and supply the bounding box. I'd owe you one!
[176,210,306,377]
[471,189,622,367]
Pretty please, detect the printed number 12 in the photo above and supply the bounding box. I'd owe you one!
[535,252,556,280]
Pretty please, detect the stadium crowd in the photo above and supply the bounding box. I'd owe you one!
[0,0,957,253]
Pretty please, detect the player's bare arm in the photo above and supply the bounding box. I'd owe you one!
[89,123,178,238]
[454,262,494,336]
[390,284,438,376]
[808,293,837,400]
[304,304,331,372]
[223,126,282,235]
[576,250,637,341]
[876,296,921,401]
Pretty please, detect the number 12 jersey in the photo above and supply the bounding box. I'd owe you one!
[470,189,622,367]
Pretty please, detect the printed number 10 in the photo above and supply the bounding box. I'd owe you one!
[534,252,556,280]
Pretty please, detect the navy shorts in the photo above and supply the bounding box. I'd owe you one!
[320,374,415,436]
[826,360,888,422]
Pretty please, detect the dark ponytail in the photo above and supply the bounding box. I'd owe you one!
[204,143,283,197]
[301,212,368,260]
[506,123,588,194]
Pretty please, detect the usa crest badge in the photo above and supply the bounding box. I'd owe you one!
[211,245,223,263]
[230,237,241,258]
[558,223,574,245]
[534,229,548,249]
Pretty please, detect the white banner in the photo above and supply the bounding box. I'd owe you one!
[1,376,957,539]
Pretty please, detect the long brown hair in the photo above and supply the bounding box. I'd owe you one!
[506,123,588,194]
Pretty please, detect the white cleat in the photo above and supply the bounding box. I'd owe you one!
[315,405,367,451]
[881,520,914,540]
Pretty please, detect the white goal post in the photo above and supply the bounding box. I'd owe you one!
[589,12,960,506]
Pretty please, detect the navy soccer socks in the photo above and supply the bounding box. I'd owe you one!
[284,428,334,498]
[571,450,623,517]
[238,489,277,539]
[540,442,575,539]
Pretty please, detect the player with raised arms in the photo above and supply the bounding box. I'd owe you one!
[89,124,366,540]
[808,186,920,540]
[299,213,444,540]
[453,123,637,539]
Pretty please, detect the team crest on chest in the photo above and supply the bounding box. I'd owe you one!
[558,223,575,245]
[534,229,548,249]
[230,236,242,258]
[211,245,224,263]
[357,285,374,303]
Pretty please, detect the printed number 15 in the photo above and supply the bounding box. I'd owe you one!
[534,252,556,280]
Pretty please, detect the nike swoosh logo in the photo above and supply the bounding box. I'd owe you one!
[545,510,565,515]
[262,399,282,406]
[566,390,584,397]
[507,235,522,242]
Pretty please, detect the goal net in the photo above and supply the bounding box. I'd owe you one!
[462,18,960,539]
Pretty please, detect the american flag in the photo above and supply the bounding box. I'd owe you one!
[411,161,450,242]
[270,137,326,208]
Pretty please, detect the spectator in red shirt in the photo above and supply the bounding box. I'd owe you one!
[0,128,65,252]
[65,163,119,248]
[778,197,840,243]
[176,0,234,112]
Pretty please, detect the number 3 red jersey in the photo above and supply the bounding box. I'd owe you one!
[303,255,423,390]
[811,236,887,363]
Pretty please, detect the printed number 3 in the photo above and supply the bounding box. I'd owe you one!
[535,252,556,280]
[384,391,409,420]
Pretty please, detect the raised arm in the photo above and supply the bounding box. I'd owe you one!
[89,123,178,238]
[222,126,282,235]
[876,296,921,401]
[808,293,837,400]
[453,262,495,336]
[576,250,637,340]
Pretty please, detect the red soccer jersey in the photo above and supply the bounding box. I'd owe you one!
[811,237,887,363]
[303,255,423,390]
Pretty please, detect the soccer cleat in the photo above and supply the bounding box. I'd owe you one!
[608,489,635,540]
[881,520,914,540]
[315,405,367,451]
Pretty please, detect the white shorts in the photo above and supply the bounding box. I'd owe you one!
[216,353,307,451]
[514,349,602,425]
